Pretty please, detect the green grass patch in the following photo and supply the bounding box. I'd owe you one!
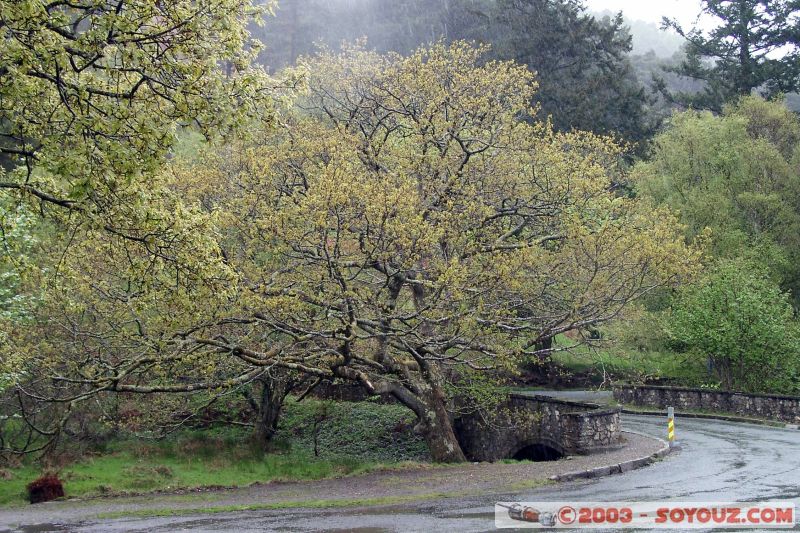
[550,335,706,385]
[504,478,555,491]
[0,446,390,507]
[0,398,429,507]
[96,492,458,520]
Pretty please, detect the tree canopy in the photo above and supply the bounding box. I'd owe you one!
[670,259,800,392]
[635,96,800,303]
[0,0,275,245]
[0,0,279,454]
[661,0,800,111]
[4,42,701,462]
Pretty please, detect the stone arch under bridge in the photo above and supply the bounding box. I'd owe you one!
[453,394,622,462]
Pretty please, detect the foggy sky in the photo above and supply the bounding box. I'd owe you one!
[584,0,713,29]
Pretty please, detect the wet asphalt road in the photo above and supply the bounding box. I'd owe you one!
[62,415,800,532]
[518,390,615,404]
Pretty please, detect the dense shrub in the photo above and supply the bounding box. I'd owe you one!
[669,259,800,393]
[26,473,64,504]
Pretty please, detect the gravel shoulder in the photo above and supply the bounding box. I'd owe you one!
[0,431,665,531]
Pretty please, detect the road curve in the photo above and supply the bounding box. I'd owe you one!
[59,415,800,532]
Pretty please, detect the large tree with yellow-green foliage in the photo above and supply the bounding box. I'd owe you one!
[0,0,281,455]
[0,0,277,247]
[6,42,703,462]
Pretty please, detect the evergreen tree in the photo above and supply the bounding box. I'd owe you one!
[662,0,800,111]
[488,0,653,143]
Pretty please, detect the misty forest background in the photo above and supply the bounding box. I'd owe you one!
[250,0,798,141]
[252,0,695,144]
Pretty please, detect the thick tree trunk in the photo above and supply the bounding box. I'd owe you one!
[339,269,468,463]
[251,373,294,451]
[399,364,467,463]
[416,393,467,463]
[339,365,468,463]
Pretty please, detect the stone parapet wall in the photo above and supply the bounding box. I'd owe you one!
[614,385,800,424]
[454,394,622,462]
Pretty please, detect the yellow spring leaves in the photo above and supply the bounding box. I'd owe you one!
[181,41,702,354]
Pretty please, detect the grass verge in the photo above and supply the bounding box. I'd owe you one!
[0,398,429,507]
[95,493,458,519]
[548,335,706,386]
[96,479,556,519]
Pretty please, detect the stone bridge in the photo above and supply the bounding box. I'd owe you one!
[454,393,622,462]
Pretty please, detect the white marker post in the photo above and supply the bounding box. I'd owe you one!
[667,406,678,449]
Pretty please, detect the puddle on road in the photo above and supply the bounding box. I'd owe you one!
[311,529,388,533]
[12,525,70,533]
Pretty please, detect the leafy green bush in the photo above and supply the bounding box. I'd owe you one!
[668,259,800,393]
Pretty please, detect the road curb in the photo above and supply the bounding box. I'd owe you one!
[549,431,671,483]
[621,408,796,429]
